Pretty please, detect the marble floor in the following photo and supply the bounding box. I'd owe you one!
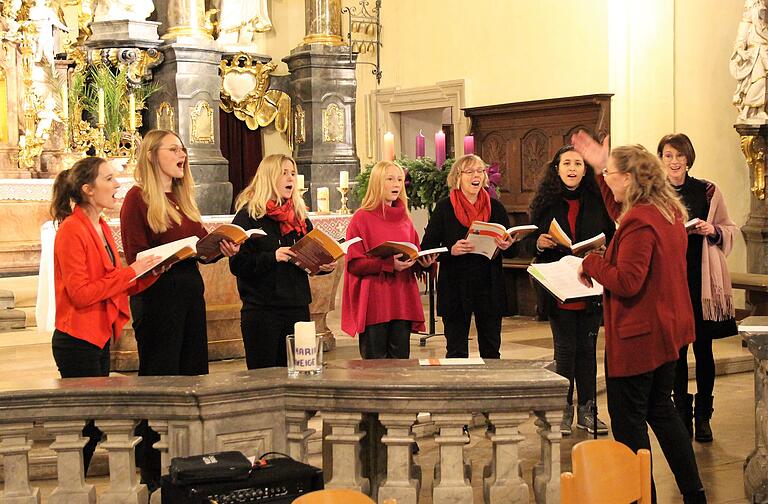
[0,300,755,503]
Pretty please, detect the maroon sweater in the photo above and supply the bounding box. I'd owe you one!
[120,186,207,263]
[342,202,426,336]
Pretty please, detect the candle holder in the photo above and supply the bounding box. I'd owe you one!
[336,187,351,215]
[125,129,138,173]
[94,122,107,157]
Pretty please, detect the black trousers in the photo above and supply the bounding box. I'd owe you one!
[549,308,600,406]
[674,339,715,399]
[240,305,311,369]
[606,361,703,500]
[442,311,502,359]
[130,261,208,376]
[359,320,411,359]
[51,329,110,475]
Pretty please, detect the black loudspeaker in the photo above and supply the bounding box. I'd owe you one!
[161,457,323,504]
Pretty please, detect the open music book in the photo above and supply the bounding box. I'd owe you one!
[366,241,448,261]
[527,255,603,303]
[289,228,361,275]
[465,221,537,259]
[685,218,701,231]
[548,218,606,256]
[133,225,266,279]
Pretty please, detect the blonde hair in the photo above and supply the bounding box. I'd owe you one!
[132,129,201,233]
[359,160,409,214]
[234,154,308,221]
[447,154,489,190]
[611,144,688,223]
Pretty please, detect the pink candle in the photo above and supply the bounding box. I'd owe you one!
[464,135,474,155]
[435,130,446,168]
[416,130,425,158]
[383,131,395,161]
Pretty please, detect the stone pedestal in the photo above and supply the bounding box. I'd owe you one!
[740,320,768,502]
[87,20,162,49]
[283,45,359,212]
[148,42,232,215]
[736,125,768,278]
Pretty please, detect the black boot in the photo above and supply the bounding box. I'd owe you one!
[683,488,707,503]
[672,392,694,439]
[694,394,714,443]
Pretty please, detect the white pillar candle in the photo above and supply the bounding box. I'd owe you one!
[317,187,330,213]
[297,174,305,190]
[97,88,105,125]
[294,321,317,371]
[128,93,136,131]
[339,170,349,189]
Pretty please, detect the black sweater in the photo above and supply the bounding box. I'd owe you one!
[229,209,313,308]
[421,197,518,318]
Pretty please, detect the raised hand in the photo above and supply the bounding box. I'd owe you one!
[571,131,609,173]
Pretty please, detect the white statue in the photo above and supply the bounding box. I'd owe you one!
[730,0,768,124]
[35,95,61,139]
[92,0,155,22]
[28,0,69,66]
[214,0,272,51]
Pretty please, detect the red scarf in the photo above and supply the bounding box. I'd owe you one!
[449,188,491,228]
[266,199,307,236]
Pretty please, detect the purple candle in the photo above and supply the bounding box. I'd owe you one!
[435,130,446,168]
[416,130,425,158]
[464,135,474,155]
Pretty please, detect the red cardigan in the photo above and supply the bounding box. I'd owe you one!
[54,206,155,349]
[582,196,694,377]
[341,202,426,337]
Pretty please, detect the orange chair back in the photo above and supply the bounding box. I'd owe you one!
[560,439,652,504]
[293,488,377,504]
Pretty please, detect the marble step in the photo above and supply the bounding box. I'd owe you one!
[0,289,14,309]
[0,308,26,332]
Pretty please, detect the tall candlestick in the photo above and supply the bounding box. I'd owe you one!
[128,93,136,131]
[317,187,330,213]
[416,129,425,158]
[383,131,395,161]
[297,174,305,190]
[435,130,446,168]
[339,170,349,189]
[97,87,105,125]
[463,135,474,155]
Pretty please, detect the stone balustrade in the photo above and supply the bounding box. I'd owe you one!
[741,321,768,503]
[0,359,568,504]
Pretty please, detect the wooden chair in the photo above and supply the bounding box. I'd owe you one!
[560,439,652,504]
[292,489,380,504]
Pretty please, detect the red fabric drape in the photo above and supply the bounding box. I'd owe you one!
[220,111,263,212]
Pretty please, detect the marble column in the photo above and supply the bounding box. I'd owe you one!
[286,410,316,463]
[532,410,563,504]
[742,328,768,502]
[377,413,419,504]
[148,420,169,504]
[484,412,530,504]
[96,420,147,504]
[323,411,369,494]
[0,423,39,504]
[148,0,233,215]
[302,0,344,46]
[44,421,95,504]
[283,46,359,212]
[431,413,473,504]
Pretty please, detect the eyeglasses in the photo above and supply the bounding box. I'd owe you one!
[601,168,620,177]
[158,146,188,156]
[461,168,486,176]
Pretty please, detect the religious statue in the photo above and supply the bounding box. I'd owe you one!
[730,0,768,124]
[212,0,272,51]
[27,0,69,66]
[92,0,155,22]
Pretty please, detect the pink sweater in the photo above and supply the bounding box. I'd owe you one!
[342,202,426,336]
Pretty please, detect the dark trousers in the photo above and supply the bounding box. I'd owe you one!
[130,262,208,376]
[359,320,411,359]
[240,305,311,369]
[51,329,110,475]
[549,308,600,406]
[674,339,715,399]
[606,361,703,500]
[442,312,502,359]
